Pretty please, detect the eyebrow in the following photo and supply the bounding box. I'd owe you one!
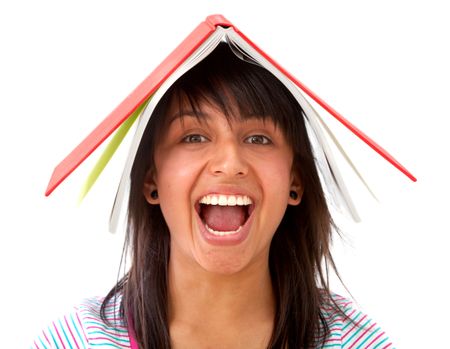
[167,109,274,130]
[167,110,210,126]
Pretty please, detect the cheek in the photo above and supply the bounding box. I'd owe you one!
[259,156,293,191]
[258,158,293,238]
[155,150,203,190]
[154,150,204,230]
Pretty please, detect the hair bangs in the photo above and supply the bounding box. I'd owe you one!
[161,43,302,146]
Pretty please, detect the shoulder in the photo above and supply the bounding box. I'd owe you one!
[319,293,396,349]
[31,295,132,349]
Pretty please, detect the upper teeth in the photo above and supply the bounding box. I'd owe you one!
[199,194,252,206]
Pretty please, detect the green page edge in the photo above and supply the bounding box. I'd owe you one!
[78,99,150,202]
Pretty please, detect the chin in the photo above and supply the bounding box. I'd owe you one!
[203,265,248,276]
[195,249,252,276]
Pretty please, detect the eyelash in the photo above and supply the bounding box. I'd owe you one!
[182,134,208,143]
[181,134,272,145]
[245,135,272,145]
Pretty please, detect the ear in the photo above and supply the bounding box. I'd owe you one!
[288,171,303,206]
[143,169,159,205]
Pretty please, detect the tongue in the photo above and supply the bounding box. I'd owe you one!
[202,205,247,232]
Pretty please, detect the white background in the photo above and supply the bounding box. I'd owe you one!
[1,1,449,348]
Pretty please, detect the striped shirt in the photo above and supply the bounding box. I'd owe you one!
[32,294,394,349]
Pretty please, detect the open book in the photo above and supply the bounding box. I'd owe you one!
[45,15,416,232]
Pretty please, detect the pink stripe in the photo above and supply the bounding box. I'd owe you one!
[342,314,367,340]
[382,343,392,349]
[34,341,40,349]
[90,337,130,347]
[64,315,80,349]
[103,309,120,315]
[76,312,90,344]
[322,305,353,321]
[43,330,51,345]
[347,322,376,349]
[366,331,385,347]
[346,309,356,318]
[321,311,341,320]
[52,322,67,349]
[320,301,351,312]
[322,316,341,326]
[127,313,140,349]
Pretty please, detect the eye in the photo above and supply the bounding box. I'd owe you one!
[245,135,272,145]
[182,134,208,143]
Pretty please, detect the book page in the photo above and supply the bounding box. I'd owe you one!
[109,28,228,232]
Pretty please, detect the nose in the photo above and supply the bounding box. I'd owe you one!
[208,138,248,178]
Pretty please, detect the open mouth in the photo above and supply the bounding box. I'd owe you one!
[195,194,255,237]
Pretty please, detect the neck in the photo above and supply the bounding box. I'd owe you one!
[167,250,275,329]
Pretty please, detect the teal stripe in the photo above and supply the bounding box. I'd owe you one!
[323,343,342,348]
[70,313,87,349]
[89,330,129,343]
[48,326,59,348]
[355,327,380,349]
[58,319,74,349]
[84,320,128,333]
[372,337,389,349]
[38,336,49,349]
[342,319,371,347]
[326,331,341,338]
[342,310,362,331]
[327,312,343,323]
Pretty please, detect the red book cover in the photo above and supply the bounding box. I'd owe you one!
[45,14,416,197]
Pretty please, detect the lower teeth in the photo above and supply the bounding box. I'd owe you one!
[205,224,242,236]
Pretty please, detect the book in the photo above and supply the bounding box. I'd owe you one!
[45,14,416,232]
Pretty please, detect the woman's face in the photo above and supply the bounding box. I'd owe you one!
[145,99,301,275]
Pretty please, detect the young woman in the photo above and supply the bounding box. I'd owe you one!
[33,44,394,349]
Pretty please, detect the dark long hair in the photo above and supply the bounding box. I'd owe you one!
[102,43,345,348]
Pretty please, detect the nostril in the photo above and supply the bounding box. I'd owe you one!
[213,169,247,177]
